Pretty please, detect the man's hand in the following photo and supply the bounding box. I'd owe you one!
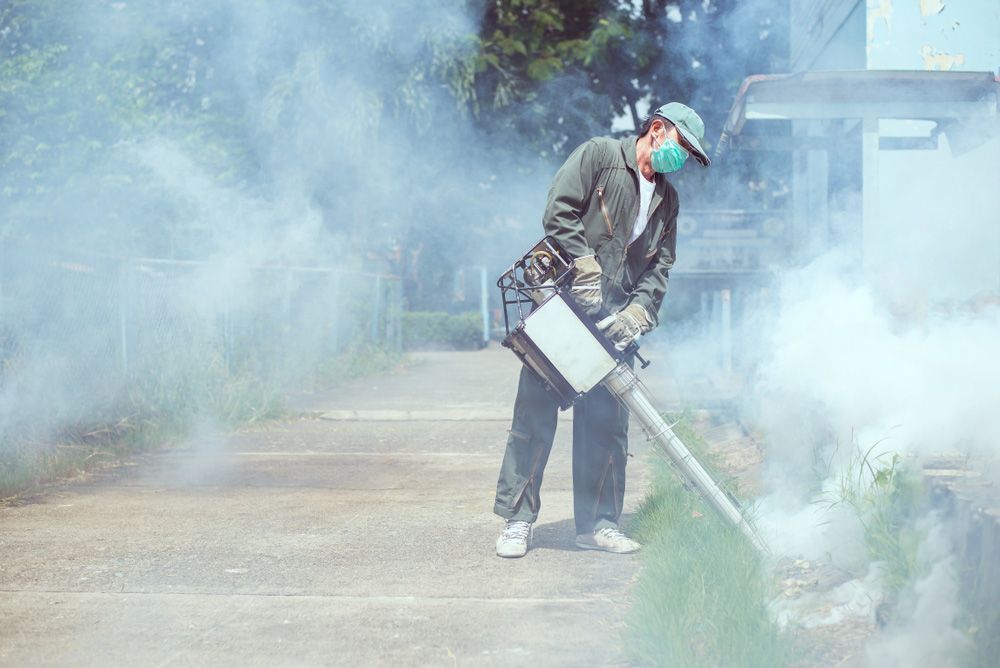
[570,255,603,315]
[597,303,654,351]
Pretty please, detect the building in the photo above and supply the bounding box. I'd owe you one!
[787,0,1000,305]
[719,1,999,306]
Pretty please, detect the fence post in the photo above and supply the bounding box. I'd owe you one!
[385,278,403,348]
[721,288,732,374]
[479,266,490,346]
[119,259,131,376]
[0,245,5,325]
[393,280,403,353]
[222,300,231,373]
[330,271,342,354]
[371,275,383,345]
[283,269,294,341]
[700,290,711,339]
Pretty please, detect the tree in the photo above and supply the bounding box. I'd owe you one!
[0,0,788,303]
[439,0,628,154]
[445,1,785,170]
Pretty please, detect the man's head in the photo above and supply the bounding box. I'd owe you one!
[639,102,711,168]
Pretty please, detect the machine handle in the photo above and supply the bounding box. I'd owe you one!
[592,307,651,369]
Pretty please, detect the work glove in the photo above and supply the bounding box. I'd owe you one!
[597,303,654,351]
[570,255,603,315]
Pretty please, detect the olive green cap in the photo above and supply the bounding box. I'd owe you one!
[653,102,711,167]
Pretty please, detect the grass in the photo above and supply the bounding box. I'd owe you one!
[0,414,171,499]
[825,441,1000,667]
[822,441,923,602]
[628,418,993,666]
[0,342,404,500]
[626,413,792,667]
[311,343,406,390]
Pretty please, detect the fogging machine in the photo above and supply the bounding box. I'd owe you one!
[498,236,768,554]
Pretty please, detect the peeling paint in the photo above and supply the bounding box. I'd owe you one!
[919,44,966,70]
[868,0,894,31]
[866,0,894,56]
[919,0,945,17]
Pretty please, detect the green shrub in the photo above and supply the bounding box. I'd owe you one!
[311,344,405,389]
[402,311,484,350]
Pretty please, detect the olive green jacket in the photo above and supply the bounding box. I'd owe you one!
[542,136,679,327]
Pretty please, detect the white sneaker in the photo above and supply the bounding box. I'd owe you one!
[496,520,532,558]
[575,527,641,554]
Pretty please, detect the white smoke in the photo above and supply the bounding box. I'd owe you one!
[864,513,970,667]
[754,249,1000,503]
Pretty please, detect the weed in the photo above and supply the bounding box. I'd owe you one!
[627,413,792,667]
[822,440,923,599]
[0,413,169,498]
[0,340,401,499]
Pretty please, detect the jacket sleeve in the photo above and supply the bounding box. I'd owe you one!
[627,198,678,329]
[541,140,601,259]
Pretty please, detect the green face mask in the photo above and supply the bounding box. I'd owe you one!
[651,134,688,173]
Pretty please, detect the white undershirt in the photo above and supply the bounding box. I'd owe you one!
[629,173,656,244]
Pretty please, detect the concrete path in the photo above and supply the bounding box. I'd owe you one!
[1,346,666,667]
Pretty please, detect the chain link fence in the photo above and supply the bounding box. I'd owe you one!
[0,239,401,447]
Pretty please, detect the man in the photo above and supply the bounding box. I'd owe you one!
[493,102,711,558]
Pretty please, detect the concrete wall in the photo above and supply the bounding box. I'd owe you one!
[789,0,1000,303]
[790,0,864,71]
[789,1,866,259]
[864,1,1000,304]
[867,0,1000,72]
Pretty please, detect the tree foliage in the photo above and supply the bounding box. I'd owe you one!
[0,0,787,262]
[439,0,785,167]
[442,0,631,154]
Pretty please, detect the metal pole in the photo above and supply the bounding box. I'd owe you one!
[283,269,294,343]
[0,244,5,324]
[700,290,710,338]
[721,288,732,374]
[331,272,342,354]
[384,279,393,344]
[371,275,383,344]
[710,290,721,367]
[119,259,130,376]
[222,301,231,373]
[394,280,403,353]
[862,116,880,273]
[479,266,490,346]
[602,363,769,554]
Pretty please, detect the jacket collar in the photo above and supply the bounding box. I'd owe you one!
[621,135,639,172]
[622,135,668,198]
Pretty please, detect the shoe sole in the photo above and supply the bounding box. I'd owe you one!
[496,541,529,558]
[496,549,528,558]
[574,540,640,554]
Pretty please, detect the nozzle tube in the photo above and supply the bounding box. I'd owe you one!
[602,363,769,554]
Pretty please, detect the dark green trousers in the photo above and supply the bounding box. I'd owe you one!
[493,364,630,535]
